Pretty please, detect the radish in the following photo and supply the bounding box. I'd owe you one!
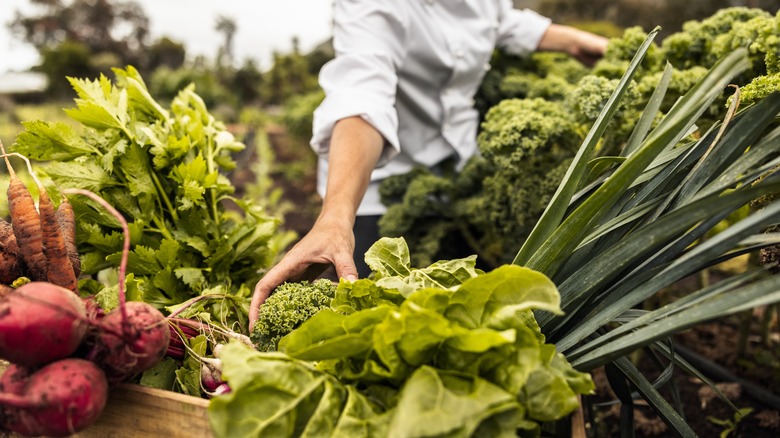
[0,358,109,437]
[201,362,224,393]
[63,188,170,384]
[0,282,88,367]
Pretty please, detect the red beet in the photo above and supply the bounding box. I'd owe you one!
[60,190,170,384]
[0,358,109,437]
[0,282,88,367]
[0,363,32,395]
[91,301,171,384]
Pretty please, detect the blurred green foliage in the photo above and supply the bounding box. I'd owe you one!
[281,89,325,141]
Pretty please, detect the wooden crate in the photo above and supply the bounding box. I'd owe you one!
[1,363,213,438]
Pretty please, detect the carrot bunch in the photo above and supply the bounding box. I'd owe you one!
[0,140,79,291]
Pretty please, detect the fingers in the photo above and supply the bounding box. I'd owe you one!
[333,251,358,282]
[248,282,267,330]
[295,263,330,283]
[572,31,608,67]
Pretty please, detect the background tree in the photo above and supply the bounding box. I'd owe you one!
[147,37,186,71]
[261,37,318,106]
[38,40,92,96]
[231,60,264,106]
[215,15,237,70]
[9,0,151,97]
[10,0,150,66]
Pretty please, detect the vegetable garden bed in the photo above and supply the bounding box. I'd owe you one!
[1,362,211,438]
[2,9,780,435]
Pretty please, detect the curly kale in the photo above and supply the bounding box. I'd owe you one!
[250,279,337,352]
[662,7,771,70]
[740,74,780,106]
[378,166,433,205]
[469,98,581,263]
[478,98,579,168]
[380,97,583,267]
[378,172,460,267]
[635,67,709,112]
[567,75,641,123]
[593,26,663,79]
[499,73,575,102]
[725,11,780,106]
[475,51,589,117]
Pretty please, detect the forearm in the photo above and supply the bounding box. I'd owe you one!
[536,23,609,66]
[318,116,385,227]
[536,23,580,53]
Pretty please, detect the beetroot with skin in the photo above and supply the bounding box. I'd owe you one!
[0,363,32,395]
[0,359,109,437]
[0,282,88,367]
[91,301,170,384]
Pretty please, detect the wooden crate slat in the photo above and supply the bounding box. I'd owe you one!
[79,384,212,438]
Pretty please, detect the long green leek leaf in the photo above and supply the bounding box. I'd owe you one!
[613,357,696,437]
[521,48,751,277]
[673,93,780,208]
[513,28,661,266]
[571,274,780,369]
[621,63,674,157]
[568,271,761,358]
[559,195,780,352]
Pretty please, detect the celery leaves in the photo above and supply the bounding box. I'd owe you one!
[12,66,282,330]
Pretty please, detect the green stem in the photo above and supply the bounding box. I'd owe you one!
[152,214,175,241]
[204,129,221,226]
[150,170,179,222]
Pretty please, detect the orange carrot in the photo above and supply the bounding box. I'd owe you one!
[56,197,81,277]
[0,218,22,284]
[6,177,46,281]
[0,144,47,282]
[38,189,78,291]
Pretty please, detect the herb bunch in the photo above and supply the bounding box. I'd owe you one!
[11,66,284,330]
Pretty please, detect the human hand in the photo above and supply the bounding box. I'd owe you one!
[248,216,357,329]
[537,24,609,68]
[568,28,609,67]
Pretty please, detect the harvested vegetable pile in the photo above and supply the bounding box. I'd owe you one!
[0,148,171,436]
[211,238,594,437]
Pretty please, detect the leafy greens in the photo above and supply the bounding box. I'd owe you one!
[211,238,593,437]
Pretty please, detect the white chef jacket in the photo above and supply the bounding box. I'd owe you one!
[311,0,552,215]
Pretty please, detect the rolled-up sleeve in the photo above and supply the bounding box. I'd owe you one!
[311,0,409,167]
[495,1,552,57]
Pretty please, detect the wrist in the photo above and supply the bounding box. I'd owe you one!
[316,204,356,231]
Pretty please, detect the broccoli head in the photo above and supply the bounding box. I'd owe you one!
[250,279,337,352]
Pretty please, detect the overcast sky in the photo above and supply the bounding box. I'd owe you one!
[0,0,335,74]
